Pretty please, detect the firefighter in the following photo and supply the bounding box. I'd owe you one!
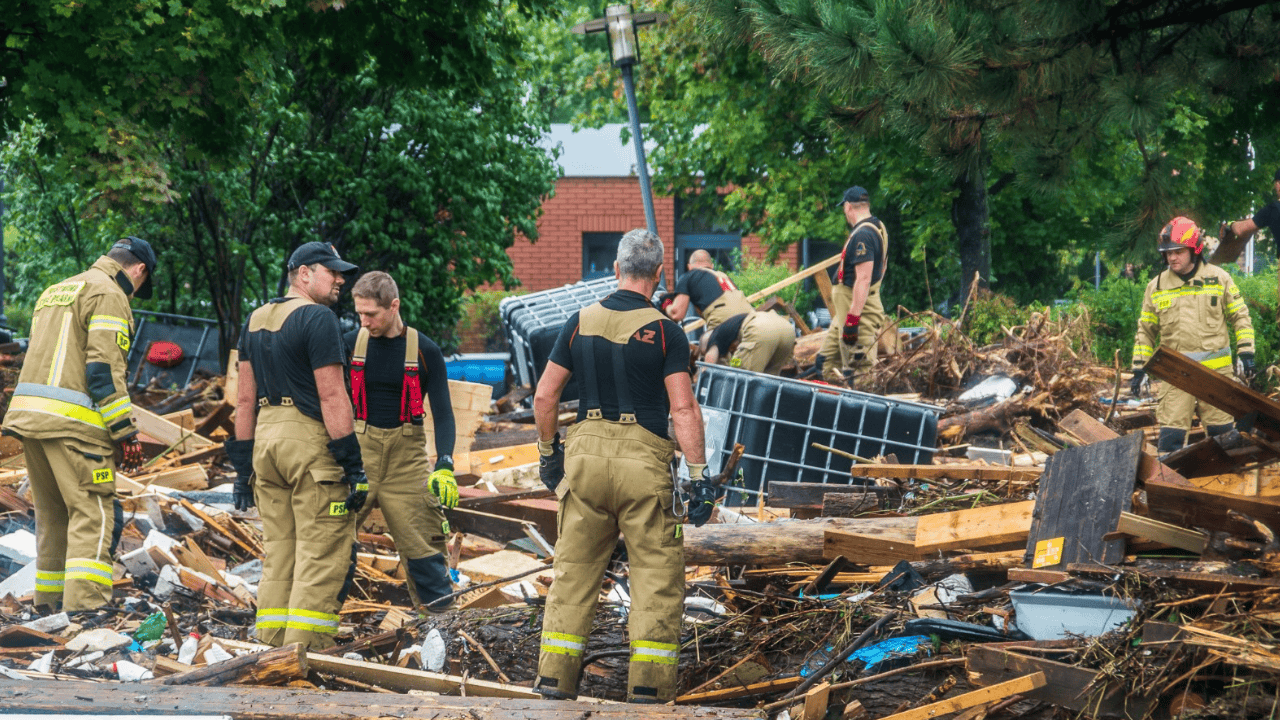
[343,271,457,611]
[662,249,754,333]
[701,310,796,375]
[3,238,156,612]
[819,186,889,384]
[1130,217,1255,455]
[225,241,367,650]
[533,229,710,704]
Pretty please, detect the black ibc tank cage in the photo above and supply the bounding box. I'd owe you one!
[694,363,941,503]
[500,276,619,403]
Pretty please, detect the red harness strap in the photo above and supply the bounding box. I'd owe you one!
[350,326,425,426]
[351,358,369,421]
[401,364,424,423]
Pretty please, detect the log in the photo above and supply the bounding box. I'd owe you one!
[822,493,879,517]
[684,517,917,566]
[0,679,765,719]
[937,397,1025,442]
[151,642,307,686]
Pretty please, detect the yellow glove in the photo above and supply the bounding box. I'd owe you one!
[427,468,459,509]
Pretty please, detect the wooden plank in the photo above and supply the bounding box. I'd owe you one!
[133,406,216,454]
[915,501,1034,554]
[1058,409,1190,486]
[1007,568,1071,584]
[854,464,1042,483]
[1068,562,1280,591]
[1024,433,1141,570]
[0,678,766,718]
[684,253,839,332]
[878,672,1045,720]
[133,464,209,491]
[305,653,539,699]
[677,675,803,704]
[1145,346,1280,440]
[1114,511,1207,553]
[161,408,195,430]
[1145,481,1280,533]
[802,681,831,720]
[767,481,898,509]
[687,516,916,566]
[1162,436,1241,478]
[813,265,835,317]
[823,525,920,565]
[966,647,1149,718]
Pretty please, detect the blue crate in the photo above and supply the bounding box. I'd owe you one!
[445,353,509,398]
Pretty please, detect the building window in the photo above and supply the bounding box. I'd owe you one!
[674,195,741,277]
[583,232,623,280]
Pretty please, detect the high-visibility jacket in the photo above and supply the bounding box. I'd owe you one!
[1132,261,1254,372]
[3,256,138,451]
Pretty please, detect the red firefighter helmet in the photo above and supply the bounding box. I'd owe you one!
[1158,216,1203,255]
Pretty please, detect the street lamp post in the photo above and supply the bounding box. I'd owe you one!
[573,5,668,234]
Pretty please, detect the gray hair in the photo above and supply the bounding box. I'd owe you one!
[616,229,664,279]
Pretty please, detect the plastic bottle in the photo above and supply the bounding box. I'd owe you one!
[113,660,155,681]
[177,632,200,665]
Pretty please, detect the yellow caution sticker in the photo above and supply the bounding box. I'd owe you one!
[116,331,131,351]
[328,501,348,516]
[35,281,85,310]
[1032,537,1064,568]
[92,468,114,484]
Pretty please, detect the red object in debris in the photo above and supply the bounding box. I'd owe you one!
[147,340,184,368]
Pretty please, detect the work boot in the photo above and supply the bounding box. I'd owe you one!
[1157,427,1187,456]
[408,554,456,614]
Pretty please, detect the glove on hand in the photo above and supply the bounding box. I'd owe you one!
[538,433,565,493]
[428,468,459,509]
[1130,369,1146,398]
[1239,352,1256,381]
[686,480,718,527]
[115,436,145,472]
[328,433,369,514]
[225,438,256,511]
[842,313,861,345]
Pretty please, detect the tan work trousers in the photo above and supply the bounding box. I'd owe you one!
[356,424,450,607]
[821,283,885,382]
[731,311,796,375]
[253,405,355,650]
[1156,364,1234,432]
[535,420,683,702]
[701,291,754,334]
[25,436,120,611]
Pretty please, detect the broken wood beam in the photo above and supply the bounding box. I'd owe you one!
[914,501,1034,555]
[767,481,890,510]
[683,253,841,332]
[304,653,542,699]
[1058,409,1191,487]
[879,672,1045,720]
[0,679,767,718]
[824,525,920,565]
[1111,511,1207,554]
[685,516,916,566]
[966,647,1150,718]
[676,676,803,704]
[1144,346,1280,441]
[150,642,307,687]
[854,464,1041,483]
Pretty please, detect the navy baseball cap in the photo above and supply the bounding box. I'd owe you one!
[841,186,870,204]
[112,237,157,299]
[288,241,358,274]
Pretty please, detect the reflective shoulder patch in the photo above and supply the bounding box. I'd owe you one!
[92,467,114,484]
[35,281,86,311]
[116,331,131,351]
[328,501,348,516]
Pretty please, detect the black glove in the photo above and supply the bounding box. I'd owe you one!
[115,436,145,472]
[327,433,369,514]
[686,480,719,527]
[1240,352,1256,381]
[1130,368,1146,397]
[225,438,256,511]
[538,433,564,493]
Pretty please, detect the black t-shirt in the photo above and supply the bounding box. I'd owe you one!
[547,290,690,438]
[1255,200,1280,257]
[238,298,345,424]
[706,313,748,356]
[840,218,886,287]
[674,268,731,312]
[342,329,456,458]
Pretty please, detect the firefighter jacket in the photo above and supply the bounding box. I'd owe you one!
[3,256,138,451]
[1131,260,1254,372]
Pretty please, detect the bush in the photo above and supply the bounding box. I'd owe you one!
[726,250,819,315]
[466,289,526,352]
[962,292,1048,346]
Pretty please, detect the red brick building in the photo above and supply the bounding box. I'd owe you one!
[507,125,799,292]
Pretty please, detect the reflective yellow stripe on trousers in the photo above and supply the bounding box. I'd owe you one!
[541,631,586,657]
[256,608,289,629]
[630,640,679,665]
[35,568,65,593]
[65,558,113,587]
[286,608,341,635]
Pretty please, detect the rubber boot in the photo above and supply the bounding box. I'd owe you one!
[407,553,456,613]
[1157,427,1187,456]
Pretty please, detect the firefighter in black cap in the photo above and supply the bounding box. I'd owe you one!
[226,241,367,649]
[4,237,156,612]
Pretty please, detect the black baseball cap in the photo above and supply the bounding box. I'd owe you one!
[288,241,358,274]
[841,186,870,204]
[111,236,157,299]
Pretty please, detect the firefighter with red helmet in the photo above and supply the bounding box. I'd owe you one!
[1131,217,1255,455]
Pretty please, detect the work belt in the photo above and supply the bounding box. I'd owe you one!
[258,396,295,407]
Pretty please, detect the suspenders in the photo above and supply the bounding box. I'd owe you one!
[350,327,425,434]
[578,336,638,425]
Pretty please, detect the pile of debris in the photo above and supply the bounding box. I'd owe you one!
[2,294,1280,718]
